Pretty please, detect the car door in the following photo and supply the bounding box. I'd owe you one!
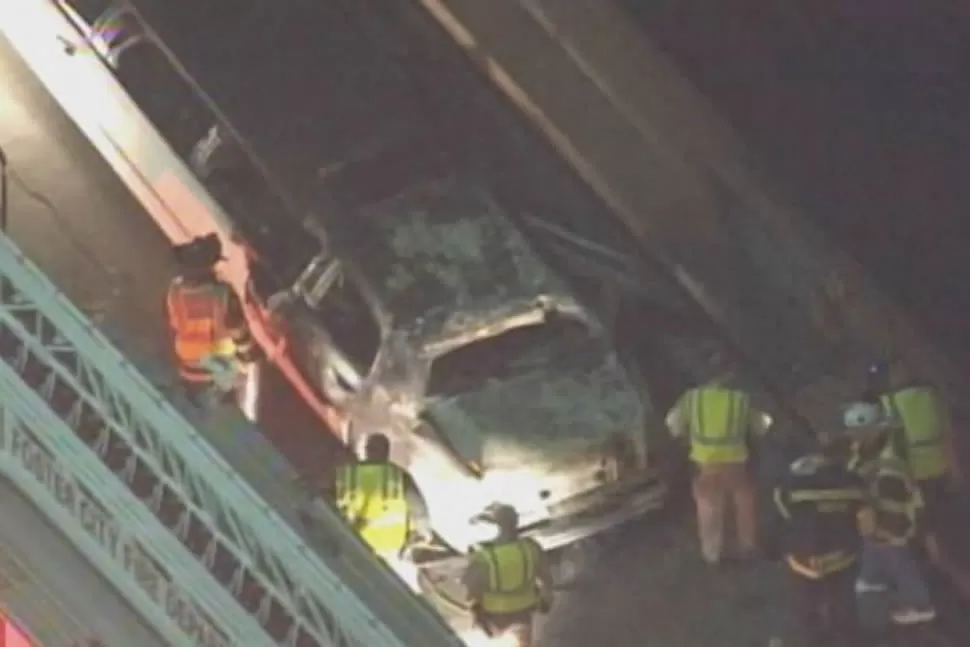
[295,259,383,411]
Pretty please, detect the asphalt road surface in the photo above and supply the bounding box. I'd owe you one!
[0,480,168,647]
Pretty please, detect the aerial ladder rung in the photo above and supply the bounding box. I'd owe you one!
[0,244,349,646]
[1,3,466,644]
[0,185,460,647]
[0,274,271,647]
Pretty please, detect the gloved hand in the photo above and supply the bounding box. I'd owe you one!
[237,342,264,364]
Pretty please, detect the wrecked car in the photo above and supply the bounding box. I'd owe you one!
[255,178,667,551]
[53,0,666,554]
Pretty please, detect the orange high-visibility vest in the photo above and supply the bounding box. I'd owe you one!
[166,279,236,379]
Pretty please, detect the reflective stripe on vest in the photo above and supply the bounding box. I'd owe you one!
[866,456,922,546]
[881,387,949,480]
[786,551,857,579]
[166,280,236,366]
[687,387,750,464]
[335,463,409,554]
[477,539,541,615]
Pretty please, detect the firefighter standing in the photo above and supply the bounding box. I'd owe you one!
[462,505,554,647]
[666,365,772,565]
[773,429,865,646]
[166,233,256,406]
[872,363,962,520]
[326,434,429,562]
[845,402,937,630]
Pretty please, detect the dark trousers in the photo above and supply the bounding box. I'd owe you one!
[859,541,935,614]
[182,378,237,410]
[919,477,951,530]
[789,565,859,646]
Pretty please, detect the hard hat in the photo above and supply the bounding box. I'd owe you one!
[476,503,519,530]
[842,402,888,430]
[173,233,224,270]
[866,360,890,380]
[363,433,391,460]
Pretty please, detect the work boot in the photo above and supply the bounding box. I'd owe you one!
[890,607,936,624]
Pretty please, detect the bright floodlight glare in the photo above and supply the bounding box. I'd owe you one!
[0,1,138,147]
[458,629,520,647]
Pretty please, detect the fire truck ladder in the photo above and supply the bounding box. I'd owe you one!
[0,226,462,645]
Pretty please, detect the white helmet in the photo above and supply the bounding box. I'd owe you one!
[842,402,886,429]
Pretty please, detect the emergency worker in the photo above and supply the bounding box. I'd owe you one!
[166,233,256,404]
[773,428,864,646]
[462,505,554,647]
[666,365,772,565]
[868,362,970,602]
[845,402,937,628]
[874,362,962,517]
[327,434,429,561]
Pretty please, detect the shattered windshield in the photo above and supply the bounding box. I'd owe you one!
[426,312,591,396]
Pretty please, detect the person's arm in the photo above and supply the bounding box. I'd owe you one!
[772,475,793,521]
[462,555,495,634]
[163,283,177,338]
[461,554,488,605]
[940,402,964,486]
[402,472,432,541]
[665,391,690,441]
[530,539,554,607]
[224,288,258,362]
[297,464,342,537]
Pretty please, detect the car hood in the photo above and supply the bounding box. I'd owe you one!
[425,351,644,471]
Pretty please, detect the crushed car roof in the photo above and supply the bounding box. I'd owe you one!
[345,179,574,335]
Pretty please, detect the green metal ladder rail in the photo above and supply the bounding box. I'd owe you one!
[0,223,463,647]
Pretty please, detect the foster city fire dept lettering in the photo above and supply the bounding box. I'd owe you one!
[5,425,232,647]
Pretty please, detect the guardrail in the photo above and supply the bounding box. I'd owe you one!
[0,3,465,645]
[0,232,269,647]
[0,223,462,646]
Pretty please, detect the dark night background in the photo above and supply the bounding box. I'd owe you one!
[623,1,970,366]
[619,0,970,593]
[99,0,970,370]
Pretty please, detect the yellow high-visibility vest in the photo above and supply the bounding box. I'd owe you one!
[862,453,923,546]
[881,387,949,480]
[685,386,751,464]
[474,539,542,615]
[335,463,409,554]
